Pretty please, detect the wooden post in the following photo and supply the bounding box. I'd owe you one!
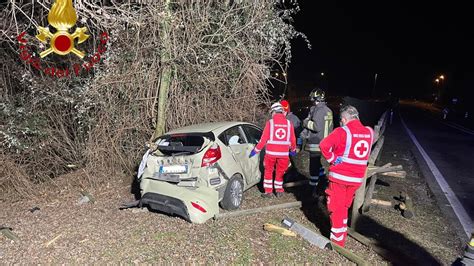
[362,174,378,213]
[214,201,302,220]
[350,168,368,230]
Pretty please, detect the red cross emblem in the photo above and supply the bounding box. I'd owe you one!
[353,140,369,158]
[275,128,286,140]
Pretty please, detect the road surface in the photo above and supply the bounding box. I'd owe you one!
[400,104,474,237]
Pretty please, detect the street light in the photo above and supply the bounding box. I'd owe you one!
[320,72,325,76]
[439,75,445,80]
[435,78,440,83]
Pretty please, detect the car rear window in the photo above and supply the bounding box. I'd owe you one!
[157,135,206,155]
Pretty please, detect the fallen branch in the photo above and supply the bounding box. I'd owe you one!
[367,165,403,177]
[371,198,393,207]
[380,171,406,178]
[45,233,63,247]
[0,227,19,242]
[214,201,302,220]
[263,223,296,237]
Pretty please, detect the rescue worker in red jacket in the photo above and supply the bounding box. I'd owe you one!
[250,102,297,198]
[319,105,374,247]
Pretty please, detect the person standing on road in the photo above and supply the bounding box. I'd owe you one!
[301,88,333,195]
[319,105,374,247]
[250,102,297,198]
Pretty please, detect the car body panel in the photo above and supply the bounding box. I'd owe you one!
[139,122,263,223]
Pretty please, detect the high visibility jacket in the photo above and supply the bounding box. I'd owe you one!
[319,120,374,185]
[303,103,333,152]
[255,113,296,158]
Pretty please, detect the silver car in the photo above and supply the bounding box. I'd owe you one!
[137,122,263,223]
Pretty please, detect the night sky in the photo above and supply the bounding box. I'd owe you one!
[288,1,474,100]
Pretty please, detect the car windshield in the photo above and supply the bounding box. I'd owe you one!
[156,134,206,155]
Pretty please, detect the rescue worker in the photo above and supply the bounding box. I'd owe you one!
[301,88,333,194]
[281,100,302,182]
[319,105,374,247]
[280,100,302,150]
[250,102,297,198]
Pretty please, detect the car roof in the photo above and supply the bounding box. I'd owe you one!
[166,121,258,135]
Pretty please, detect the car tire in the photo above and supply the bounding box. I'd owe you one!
[220,175,244,210]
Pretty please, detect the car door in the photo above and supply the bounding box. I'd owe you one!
[241,125,263,186]
[219,126,259,187]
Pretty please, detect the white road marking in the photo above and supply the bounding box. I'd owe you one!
[442,121,474,136]
[401,117,472,237]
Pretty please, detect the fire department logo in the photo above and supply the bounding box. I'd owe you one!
[353,140,369,158]
[275,128,287,140]
[36,0,89,58]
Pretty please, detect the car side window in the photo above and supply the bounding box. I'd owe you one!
[243,125,262,145]
[219,126,247,146]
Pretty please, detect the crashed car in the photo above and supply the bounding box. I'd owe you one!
[137,122,263,223]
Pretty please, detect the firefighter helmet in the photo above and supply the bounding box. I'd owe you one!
[309,88,326,102]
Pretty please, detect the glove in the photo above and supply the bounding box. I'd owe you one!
[249,149,257,158]
[289,150,297,157]
[333,157,343,166]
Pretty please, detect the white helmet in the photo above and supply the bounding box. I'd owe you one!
[271,102,284,113]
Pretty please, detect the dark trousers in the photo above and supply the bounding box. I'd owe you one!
[309,152,329,194]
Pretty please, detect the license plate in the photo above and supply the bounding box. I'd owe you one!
[159,165,188,174]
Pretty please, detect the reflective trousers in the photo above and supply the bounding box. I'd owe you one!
[263,156,289,194]
[325,181,360,247]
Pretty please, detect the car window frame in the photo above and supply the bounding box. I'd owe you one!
[218,125,248,146]
[242,124,262,145]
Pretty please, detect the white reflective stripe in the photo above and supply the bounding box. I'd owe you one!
[340,157,368,165]
[331,227,347,233]
[309,182,317,186]
[343,219,348,224]
[274,181,283,185]
[307,144,319,147]
[274,185,283,189]
[327,153,335,163]
[254,147,261,152]
[268,140,291,145]
[263,184,273,188]
[329,172,363,183]
[263,179,273,184]
[341,126,352,157]
[309,176,319,181]
[286,120,291,142]
[269,119,274,141]
[330,233,344,242]
[266,150,289,156]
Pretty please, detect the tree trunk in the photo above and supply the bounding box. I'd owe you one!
[153,0,173,139]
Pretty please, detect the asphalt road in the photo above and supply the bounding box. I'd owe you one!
[400,105,474,235]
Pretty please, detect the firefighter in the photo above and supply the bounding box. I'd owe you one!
[250,102,297,198]
[301,88,333,195]
[319,105,374,247]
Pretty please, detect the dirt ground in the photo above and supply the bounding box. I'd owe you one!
[0,115,465,264]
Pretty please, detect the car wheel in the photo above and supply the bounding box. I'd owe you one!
[220,175,244,210]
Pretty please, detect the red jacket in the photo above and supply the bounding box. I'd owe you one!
[320,120,374,185]
[255,113,296,158]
